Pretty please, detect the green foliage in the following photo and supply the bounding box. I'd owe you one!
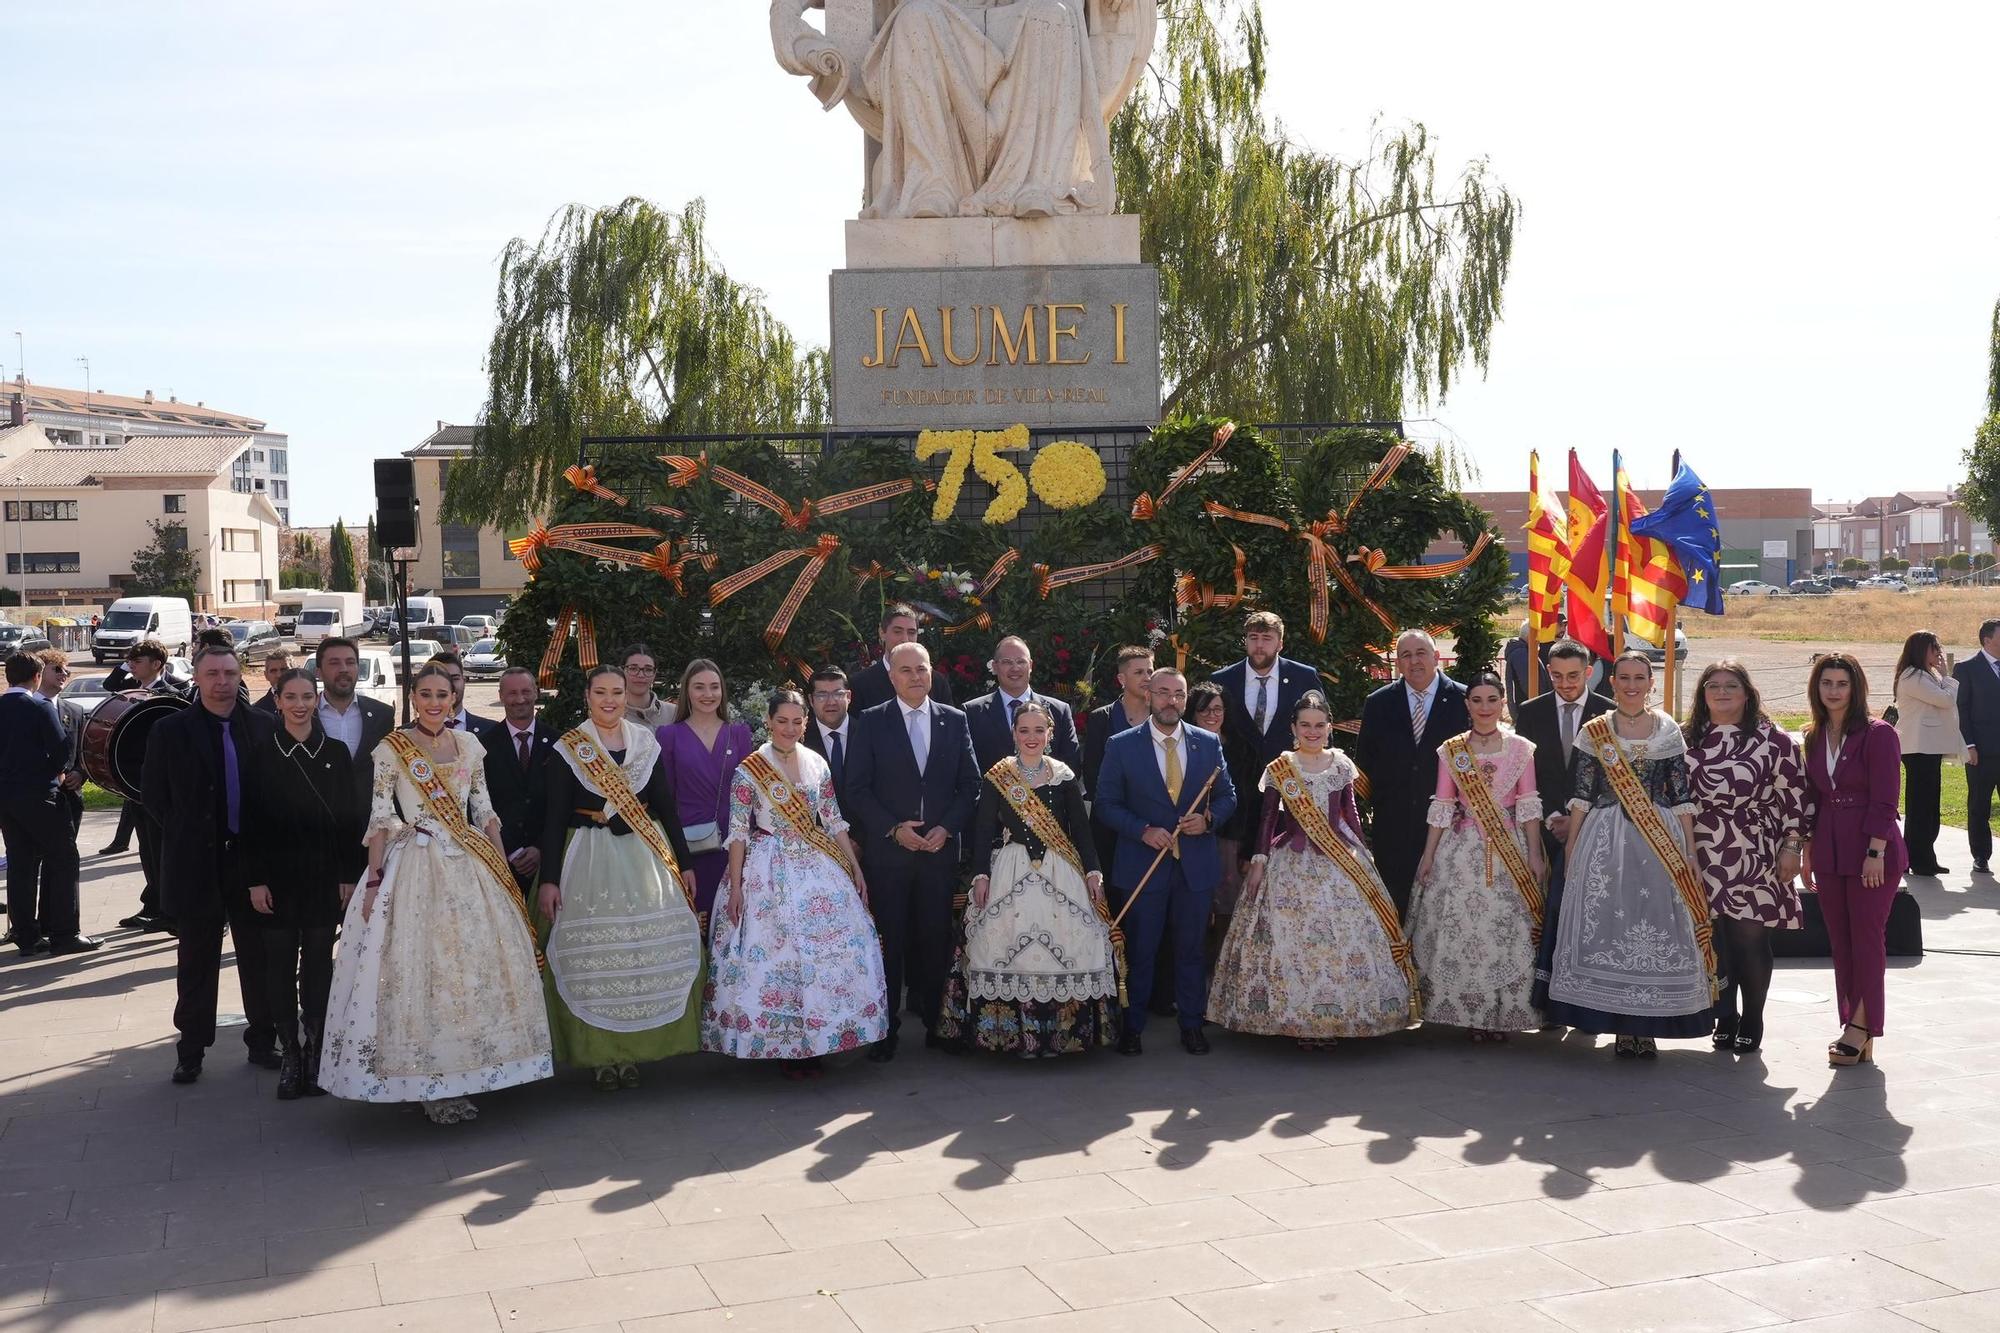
[279,566,318,589]
[1112,1,1519,420]
[1881,556,1909,573]
[450,198,829,527]
[1960,411,2000,537]
[127,520,199,602]
[1840,557,1868,572]
[327,519,358,592]
[1977,553,1996,572]
[1950,552,1973,572]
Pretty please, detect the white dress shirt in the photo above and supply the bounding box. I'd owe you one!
[815,718,849,752]
[317,695,365,757]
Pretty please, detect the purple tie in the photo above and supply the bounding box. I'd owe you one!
[221,721,241,835]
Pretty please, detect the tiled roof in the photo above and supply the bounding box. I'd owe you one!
[6,431,254,487]
[3,380,265,430]
[404,423,476,456]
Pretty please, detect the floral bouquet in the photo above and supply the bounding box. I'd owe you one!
[892,563,985,626]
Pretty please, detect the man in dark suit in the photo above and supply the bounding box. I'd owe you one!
[1513,635,1612,1001]
[800,666,855,821]
[476,666,556,891]
[962,635,1081,773]
[312,637,395,806]
[251,649,293,715]
[845,642,980,1060]
[1355,629,1470,917]
[113,640,192,932]
[1083,646,1154,856]
[141,644,278,1083]
[1208,611,1320,773]
[848,603,956,713]
[1954,616,2000,873]
[1094,667,1238,1054]
[1,652,93,956]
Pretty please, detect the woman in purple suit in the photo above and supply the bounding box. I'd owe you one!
[657,660,755,922]
[1799,654,1906,1068]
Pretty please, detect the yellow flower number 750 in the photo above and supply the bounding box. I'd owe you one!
[916,424,1106,526]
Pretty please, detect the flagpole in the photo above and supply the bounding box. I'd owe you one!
[1609,453,1624,658]
[1664,600,1680,720]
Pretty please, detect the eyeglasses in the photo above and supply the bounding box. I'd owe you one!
[810,691,847,703]
[625,665,657,676]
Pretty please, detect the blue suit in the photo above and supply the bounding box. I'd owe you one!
[1094,721,1238,1034]
[962,689,1081,774]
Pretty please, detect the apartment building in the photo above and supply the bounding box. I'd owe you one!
[401,423,530,619]
[1811,491,1992,570]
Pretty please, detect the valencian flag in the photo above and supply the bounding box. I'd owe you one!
[1613,452,1690,649]
[1525,451,1569,642]
[1562,450,1614,658]
[1629,455,1725,616]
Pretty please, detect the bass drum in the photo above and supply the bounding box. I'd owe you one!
[81,690,189,801]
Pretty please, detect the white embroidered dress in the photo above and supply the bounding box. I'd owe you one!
[319,731,553,1102]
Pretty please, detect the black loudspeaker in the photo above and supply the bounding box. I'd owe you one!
[374,459,417,550]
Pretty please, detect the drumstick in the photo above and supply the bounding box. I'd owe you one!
[1110,766,1221,930]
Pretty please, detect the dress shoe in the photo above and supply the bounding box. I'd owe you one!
[9,934,48,957]
[1116,1031,1143,1056]
[1180,1028,1211,1055]
[117,913,151,930]
[171,1059,202,1085]
[246,1048,282,1070]
[45,935,102,956]
[866,1037,898,1063]
[98,842,129,856]
[1975,862,1992,875]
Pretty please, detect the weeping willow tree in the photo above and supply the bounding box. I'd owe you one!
[1958,298,2000,535]
[447,198,828,525]
[1118,1,1519,421]
[450,1,1520,525]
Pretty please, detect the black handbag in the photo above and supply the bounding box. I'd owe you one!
[1773,888,1923,958]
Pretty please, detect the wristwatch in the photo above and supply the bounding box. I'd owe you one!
[1866,849,1883,859]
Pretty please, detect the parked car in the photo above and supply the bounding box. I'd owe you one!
[1827,574,1860,590]
[1788,579,1831,595]
[1860,575,1909,592]
[1906,566,1940,586]
[1638,623,1689,664]
[465,639,508,679]
[0,624,54,655]
[57,675,116,718]
[393,639,444,676]
[1726,580,1786,596]
[227,620,283,662]
[458,614,498,636]
[407,623,478,652]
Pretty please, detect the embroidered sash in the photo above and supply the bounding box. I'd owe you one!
[985,758,1127,1006]
[381,729,544,971]
[1267,754,1420,1020]
[558,728,696,912]
[741,751,857,888]
[1440,735,1546,944]
[1581,714,1717,996]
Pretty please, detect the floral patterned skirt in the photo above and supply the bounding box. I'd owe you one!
[320,834,553,1103]
[1408,824,1542,1031]
[700,835,888,1060]
[1208,841,1412,1040]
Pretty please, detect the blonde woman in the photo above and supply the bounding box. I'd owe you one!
[1892,631,1961,876]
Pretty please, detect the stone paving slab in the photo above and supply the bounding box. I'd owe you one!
[1,809,1998,1330]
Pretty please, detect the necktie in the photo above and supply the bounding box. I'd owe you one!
[221,721,241,836]
[1007,696,1019,729]
[1410,689,1428,744]
[829,728,845,785]
[1560,701,1577,762]
[447,717,460,729]
[1253,675,1270,733]
[1162,732,1183,802]
[907,706,929,774]
[516,730,532,770]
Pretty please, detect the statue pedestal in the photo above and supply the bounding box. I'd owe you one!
[844,215,1141,270]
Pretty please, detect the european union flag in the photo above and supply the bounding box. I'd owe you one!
[1628,459,1724,614]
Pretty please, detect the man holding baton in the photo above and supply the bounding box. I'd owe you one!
[1093,668,1237,1055]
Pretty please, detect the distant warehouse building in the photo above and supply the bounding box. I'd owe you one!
[1446,487,1815,588]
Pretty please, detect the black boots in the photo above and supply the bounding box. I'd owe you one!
[276,1040,304,1101]
[302,1030,328,1097]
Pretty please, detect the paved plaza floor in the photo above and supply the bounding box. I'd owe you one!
[4,808,1999,1332]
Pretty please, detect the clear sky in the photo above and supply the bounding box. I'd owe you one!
[5,2,1997,524]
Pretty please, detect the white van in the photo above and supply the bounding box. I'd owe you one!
[297,591,368,648]
[402,595,445,627]
[92,596,193,663]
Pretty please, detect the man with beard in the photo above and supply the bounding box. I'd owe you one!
[312,638,394,803]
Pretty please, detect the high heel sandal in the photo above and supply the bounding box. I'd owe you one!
[1828,1021,1873,1067]
[1733,1018,1763,1054]
[1711,1016,1738,1050]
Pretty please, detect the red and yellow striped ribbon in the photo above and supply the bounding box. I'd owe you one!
[508,522,665,575]
[640,539,717,595]
[978,548,1021,596]
[661,454,925,532]
[1034,542,1166,597]
[1131,421,1236,520]
[535,605,600,688]
[563,464,628,506]
[709,533,843,652]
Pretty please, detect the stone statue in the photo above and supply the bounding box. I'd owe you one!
[771,0,1158,221]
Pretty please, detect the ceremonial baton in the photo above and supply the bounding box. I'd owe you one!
[1109,766,1221,930]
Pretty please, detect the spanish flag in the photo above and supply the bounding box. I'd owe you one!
[1525,452,1569,643]
[1615,454,1689,650]
[1563,450,1613,659]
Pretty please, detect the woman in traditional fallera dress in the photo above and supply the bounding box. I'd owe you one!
[319,665,552,1123]
[702,690,887,1077]
[1684,660,1805,1055]
[1545,651,1716,1058]
[1209,692,1416,1047]
[939,700,1119,1057]
[1411,673,1547,1042]
[538,665,704,1092]
[656,658,755,922]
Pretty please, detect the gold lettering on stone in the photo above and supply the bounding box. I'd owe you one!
[862,307,891,369]
[988,306,1040,366]
[890,308,937,368]
[1045,304,1090,366]
[938,306,983,367]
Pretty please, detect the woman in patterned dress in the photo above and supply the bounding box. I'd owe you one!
[1411,673,1546,1042]
[1544,652,1713,1059]
[1684,661,1805,1054]
[702,690,887,1077]
[1209,692,1412,1047]
[938,700,1117,1057]
[319,664,553,1123]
